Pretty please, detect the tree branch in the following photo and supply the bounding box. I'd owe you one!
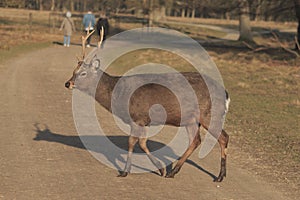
[271,31,300,57]
[242,41,268,52]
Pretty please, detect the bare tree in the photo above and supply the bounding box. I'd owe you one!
[254,0,263,21]
[294,0,300,50]
[83,0,87,12]
[50,0,55,11]
[238,0,253,43]
[70,0,74,12]
[39,0,43,10]
[149,0,154,26]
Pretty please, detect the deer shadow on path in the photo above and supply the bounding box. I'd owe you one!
[33,123,216,180]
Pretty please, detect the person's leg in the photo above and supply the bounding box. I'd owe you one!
[63,35,67,46]
[87,31,92,47]
[67,35,71,47]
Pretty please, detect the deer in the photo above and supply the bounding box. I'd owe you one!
[65,27,230,182]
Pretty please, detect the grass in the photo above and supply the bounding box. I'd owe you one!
[216,53,299,190]
[165,16,297,32]
[107,49,195,75]
[1,7,299,194]
[0,42,51,64]
[0,8,79,64]
[155,21,227,40]
[107,46,300,192]
[0,7,61,52]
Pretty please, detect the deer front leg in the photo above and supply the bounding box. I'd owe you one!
[166,123,201,178]
[118,136,138,177]
[214,129,229,182]
[139,138,165,176]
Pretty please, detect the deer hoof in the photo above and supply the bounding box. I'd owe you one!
[159,168,165,177]
[165,172,175,178]
[117,171,128,177]
[214,170,226,182]
[214,175,225,182]
[214,177,223,182]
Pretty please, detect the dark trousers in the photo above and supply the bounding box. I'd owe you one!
[85,30,93,45]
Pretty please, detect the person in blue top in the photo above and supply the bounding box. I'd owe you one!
[82,10,96,47]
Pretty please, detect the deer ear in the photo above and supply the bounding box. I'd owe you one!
[91,59,100,71]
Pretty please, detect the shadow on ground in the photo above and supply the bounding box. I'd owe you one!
[33,123,216,180]
[201,40,299,62]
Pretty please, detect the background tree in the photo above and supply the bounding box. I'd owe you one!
[238,0,253,43]
[294,0,300,50]
[0,0,297,23]
[50,0,55,11]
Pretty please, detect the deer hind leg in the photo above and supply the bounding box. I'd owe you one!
[118,135,138,177]
[214,129,229,182]
[138,137,164,176]
[166,123,201,178]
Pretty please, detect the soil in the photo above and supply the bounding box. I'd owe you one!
[0,45,297,200]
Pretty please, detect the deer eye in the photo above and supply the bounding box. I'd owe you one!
[80,71,87,77]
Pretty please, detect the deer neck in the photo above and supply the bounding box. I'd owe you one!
[95,71,119,112]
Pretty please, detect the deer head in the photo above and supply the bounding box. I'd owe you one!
[65,27,104,92]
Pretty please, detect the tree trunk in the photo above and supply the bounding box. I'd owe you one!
[181,8,186,18]
[238,0,253,43]
[35,0,38,10]
[83,0,87,12]
[161,6,166,20]
[51,0,55,11]
[76,0,80,11]
[149,0,154,27]
[294,0,300,50]
[198,5,204,18]
[225,11,230,20]
[39,0,43,11]
[186,9,191,18]
[165,0,173,16]
[191,8,195,18]
[70,0,74,12]
[254,0,262,21]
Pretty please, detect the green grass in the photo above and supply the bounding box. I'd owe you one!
[107,47,300,187]
[107,49,196,75]
[0,42,51,64]
[156,21,227,40]
[217,57,299,185]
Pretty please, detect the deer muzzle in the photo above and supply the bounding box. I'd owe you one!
[65,81,75,89]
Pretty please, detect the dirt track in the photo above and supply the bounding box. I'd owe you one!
[0,45,296,200]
